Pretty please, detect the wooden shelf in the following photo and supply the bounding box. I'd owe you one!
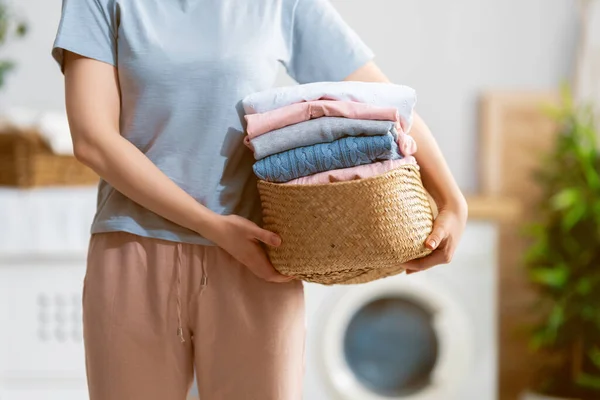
[466,195,522,222]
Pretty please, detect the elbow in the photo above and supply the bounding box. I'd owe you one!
[454,192,469,220]
[72,136,101,168]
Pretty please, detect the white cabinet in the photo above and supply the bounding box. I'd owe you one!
[0,188,96,256]
[0,188,97,400]
[0,256,88,400]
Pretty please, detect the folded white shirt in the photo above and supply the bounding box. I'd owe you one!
[242,81,417,131]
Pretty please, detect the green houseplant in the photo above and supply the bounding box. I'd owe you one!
[0,1,26,88]
[522,87,600,400]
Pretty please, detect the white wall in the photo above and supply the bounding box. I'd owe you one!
[0,0,579,192]
[0,1,64,114]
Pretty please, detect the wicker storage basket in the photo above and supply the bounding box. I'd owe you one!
[258,164,434,285]
[0,129,98,187]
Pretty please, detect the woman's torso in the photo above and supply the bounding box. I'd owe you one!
[92,0,296,244]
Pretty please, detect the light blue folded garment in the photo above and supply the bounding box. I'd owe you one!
[250,117,398,160]
[253,133,401,183]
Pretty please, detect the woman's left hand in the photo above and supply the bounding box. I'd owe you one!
[343,62,469,273]
[404,201,468,274]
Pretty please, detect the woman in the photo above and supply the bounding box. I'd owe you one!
[53,0,467,399]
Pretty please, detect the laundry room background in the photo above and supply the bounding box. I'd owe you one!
[0,1,589,400]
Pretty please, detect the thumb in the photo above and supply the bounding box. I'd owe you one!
[252,226,282,247]
[425,224,446,251]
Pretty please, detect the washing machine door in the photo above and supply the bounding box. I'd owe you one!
[318,278,473,400]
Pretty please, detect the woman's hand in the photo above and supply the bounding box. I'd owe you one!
[405,200,468,274]
[207,215,292,283]
[344,62,469,274]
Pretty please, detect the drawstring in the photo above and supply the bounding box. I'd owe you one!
[174,244,209,343]
[176,244,185,344]
[199,251,208,296]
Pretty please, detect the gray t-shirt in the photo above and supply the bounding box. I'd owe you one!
[52,0,374,245]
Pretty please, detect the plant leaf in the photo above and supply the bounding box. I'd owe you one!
[523,83,600,391]
[529,265,569,289]
[562,202,587,231]
[541,102,565,120]
[547,304,565,334]
[560,82,574,114]
[0,60,14,88]
[0,4,7,44]
[16,22,27,37]
[576,373,600,390]
[528,305,565,351]
[551,188,582,210]
[530,328,552,351]
[576,278,593,295]
[582,304,596,321]
[521,223,545,238]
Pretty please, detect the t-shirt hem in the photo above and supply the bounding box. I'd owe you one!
[91,219,216,246]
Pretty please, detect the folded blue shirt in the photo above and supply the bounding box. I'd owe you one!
[253,133,401,183]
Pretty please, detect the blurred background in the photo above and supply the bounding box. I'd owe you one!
[0,0,598,400]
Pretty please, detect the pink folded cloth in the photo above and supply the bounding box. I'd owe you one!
[397,133,417,156]
[285,157,418,185]
[245,100,400,139]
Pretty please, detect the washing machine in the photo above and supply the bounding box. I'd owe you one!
[303,221,498,400]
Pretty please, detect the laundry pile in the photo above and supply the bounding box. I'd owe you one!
[241,81,419,185]
[241,82,433,285]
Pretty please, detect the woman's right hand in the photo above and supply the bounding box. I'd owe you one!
[207,214,292,283]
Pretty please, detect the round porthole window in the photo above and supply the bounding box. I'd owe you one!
[319,278,473,400]
[343,297,439,397]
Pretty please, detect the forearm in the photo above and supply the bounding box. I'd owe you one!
[410,113,467,211]
[75,132,220,239]
[64,53,222,240]
[344,62,467,212]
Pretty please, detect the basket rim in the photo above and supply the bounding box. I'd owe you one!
[257,163,421,189]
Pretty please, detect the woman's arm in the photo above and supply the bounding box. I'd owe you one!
[64,52,289,282]
[345,62,468,271]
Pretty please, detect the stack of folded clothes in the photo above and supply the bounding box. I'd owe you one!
[242,81,419,185]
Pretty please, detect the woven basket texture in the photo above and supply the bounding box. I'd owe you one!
[0,130,97,187]
[258,164,433,285]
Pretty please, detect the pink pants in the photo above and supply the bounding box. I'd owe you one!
[83,232,305,400]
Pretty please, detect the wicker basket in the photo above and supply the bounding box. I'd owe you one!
[258,164,434,285]
[0,129,98,187]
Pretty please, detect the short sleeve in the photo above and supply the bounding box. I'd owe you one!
[52,0,118,72]
[282,0,374,84]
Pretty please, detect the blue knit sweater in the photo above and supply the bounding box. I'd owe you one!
[253,133,401,183]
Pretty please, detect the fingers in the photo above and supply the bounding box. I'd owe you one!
[250,225,282,247]
[228,215,281,247]
[253,256,293,283]
[244,242,292,283]
[404,250,442,271]
[425,225,447,251]
[404,209,462,274]
[221,216,290,282]
[404,246,455,274]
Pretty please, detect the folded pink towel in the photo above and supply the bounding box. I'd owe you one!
[245,100,400,139]
[285,157,418,185]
